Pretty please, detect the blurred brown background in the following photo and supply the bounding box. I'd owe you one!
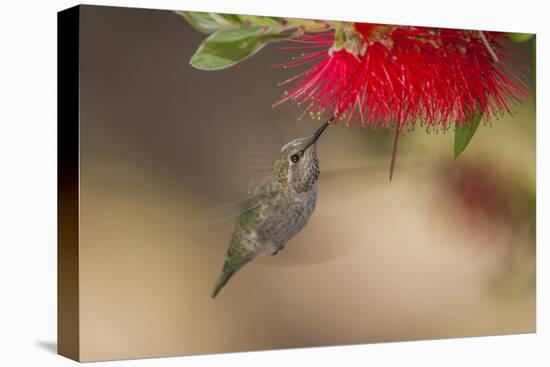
[78,5,535,362]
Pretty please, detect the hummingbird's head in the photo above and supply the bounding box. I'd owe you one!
[274,118,332,193]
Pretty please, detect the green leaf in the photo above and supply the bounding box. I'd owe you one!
[190,27,265,70]
[177,12,284,34]
[238,15,282,27]
[211,13,243,25]
[454,110,483,158]
[178,12,301,70]
[190,26,294,70]
[176,12,225,34]
[508,32,535,42]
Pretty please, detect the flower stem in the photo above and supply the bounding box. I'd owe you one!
[389,128,400,181]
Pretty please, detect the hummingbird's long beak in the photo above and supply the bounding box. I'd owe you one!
[305,116,334,149]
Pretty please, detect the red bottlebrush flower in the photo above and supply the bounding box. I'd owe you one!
[275,23,529,131]
[274,33,365,122]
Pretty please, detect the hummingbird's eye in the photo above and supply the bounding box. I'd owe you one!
[290,154,300,163]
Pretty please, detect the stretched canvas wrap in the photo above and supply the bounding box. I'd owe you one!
[58,4,536,362]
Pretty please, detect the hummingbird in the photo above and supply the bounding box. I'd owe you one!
[211,117,333,298]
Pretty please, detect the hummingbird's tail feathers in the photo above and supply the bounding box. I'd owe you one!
[211,253,253,298]
[211,265,240,298]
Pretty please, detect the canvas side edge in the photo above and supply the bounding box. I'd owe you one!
[57,5,81,362]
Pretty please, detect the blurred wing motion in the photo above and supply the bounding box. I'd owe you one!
[181,155,432,267]
[319,158,432,193]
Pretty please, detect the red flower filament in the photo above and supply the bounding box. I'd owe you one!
[275,23,529,131]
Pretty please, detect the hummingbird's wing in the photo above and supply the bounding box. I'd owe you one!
[176,117,433,267]
[318,158,433,193]
[253,159,434,268]
[179,140,432,266]
[179,160,415,228]
[183,161,430,268]
[179,175,275,228]
[178,123,284,228]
